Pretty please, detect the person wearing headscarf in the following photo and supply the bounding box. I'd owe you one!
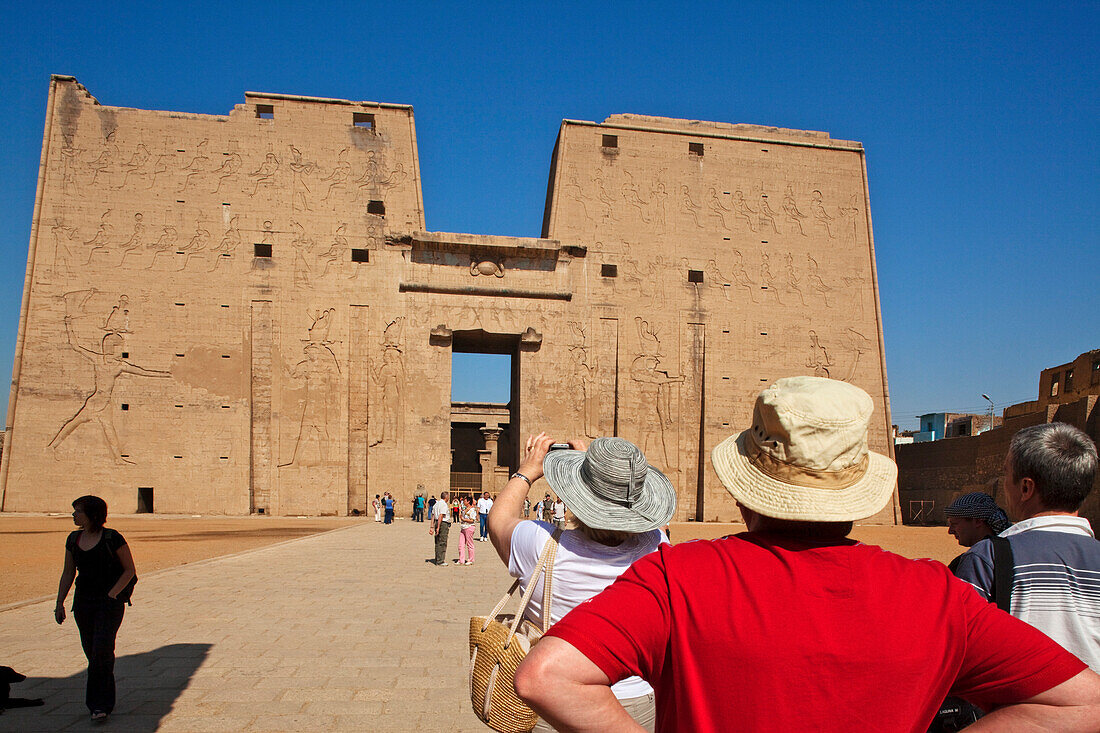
[943,491,1012,572]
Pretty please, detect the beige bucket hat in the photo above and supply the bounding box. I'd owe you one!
[711,376,897,521]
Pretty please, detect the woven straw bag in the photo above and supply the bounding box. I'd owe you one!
[469,528,562,733]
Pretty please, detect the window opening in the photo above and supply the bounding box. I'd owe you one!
[689,142,704,156]
[601,264,617,277]
[601,134,618,148]
[255,104,274,119]
[353,112,375,129]
[254,243,273,258]
[367,200,386,216]
[351,248,370,263]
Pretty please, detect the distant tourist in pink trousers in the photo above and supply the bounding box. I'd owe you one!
[459,497,477,564]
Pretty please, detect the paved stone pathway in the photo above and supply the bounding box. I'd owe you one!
[0,519,511,731]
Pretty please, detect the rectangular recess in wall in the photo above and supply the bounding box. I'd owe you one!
[254,243,272,258]
[256,104,274,119]
[353,112,375,129]
[689,142,704,156]
[351,248,369,263]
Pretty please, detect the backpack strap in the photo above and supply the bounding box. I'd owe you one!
[990,536,1015,612]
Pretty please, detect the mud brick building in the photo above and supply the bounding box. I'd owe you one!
[1,76,894,520]
[898,349,1100,527]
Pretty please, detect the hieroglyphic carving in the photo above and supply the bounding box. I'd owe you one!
[728,250,757,303]
[679,185,703,227]
[50,219,80,274]
[840,328,874,382]
[809,190,836,238]
[592,167,617,219]
[806,254,833,306]
[470,259,504,277]
[806,330,833,377]
[114,144,151,189]
[705,188,730,229]
[838,194,860,243]
[288,146,317,210]
[758,191,780,234]
[178,221,211,270]
[563,166,592,224]
[568,322,599,438]
[620,171,650,223]
[248,152,280,196]
[782,184,808,236]
[784,253,806,306]
[147,225,179,269]
[208,215,241,271]
[179,139,210,192]
[210,151,243,194]
[319,224,348,277]
[87,147,113,186]
[49,292,171,464]
[82,211,112,263]
[353,150,380,200]
[279,310,341,467]
[650,173,669,229]
[759,253,782,304]
[116,213,146,266]
[322,148,352,203]
[731,190,757,232]
[289,220,315,288]
[370,317,404,447]
[631,316,682,466]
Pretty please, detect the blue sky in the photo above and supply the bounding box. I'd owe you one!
[1,2,1096,427]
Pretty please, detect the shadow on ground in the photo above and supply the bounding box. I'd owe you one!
[2,643,210,732]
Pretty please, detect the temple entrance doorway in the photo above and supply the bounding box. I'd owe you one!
[449,330,518,502]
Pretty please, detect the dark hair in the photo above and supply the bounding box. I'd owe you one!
[1009,423,1098,512]
[72,495,108,530]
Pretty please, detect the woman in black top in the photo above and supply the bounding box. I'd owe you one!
[54,495,136,722]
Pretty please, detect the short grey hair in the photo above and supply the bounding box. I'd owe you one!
[1008,423,1097,512]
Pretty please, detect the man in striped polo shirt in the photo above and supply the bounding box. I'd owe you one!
[954,422,1100,669]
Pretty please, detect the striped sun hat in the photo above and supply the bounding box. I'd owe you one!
[542,437,676,532]
[944,492,1012,534]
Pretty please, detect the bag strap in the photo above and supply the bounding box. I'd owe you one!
[479,528,563,647]
[991,536,1014,612]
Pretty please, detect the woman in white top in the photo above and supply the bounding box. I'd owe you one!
[488,433,676,733]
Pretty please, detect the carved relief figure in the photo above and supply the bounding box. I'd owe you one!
[568,322,599,439]
[178,221,211,270]
[50,220,80,273]
[211,151,243,194]
[630,354,684,468]
[782,184,808,236]
[840,328,874,382]
[759,253,782,304]
[288,146,317,210]
[621,172,650,223]
[706,188,730,229]
[563,167,592,223]
[370,347,403,447]
[809,190,836,238]
[82,212,113,264]
[49,298,171,464]
[319,224,348,277]
[59,144,81,188]
[758,192,781,234]
[87,147,113,186]
[704,259,730,300]
[806,330,833,378]
[114,143,151,189]
[470,259,505,277]
[289,220,315,288]
[280,340,341,467]
[353,150,380,199]
[382,317,404,349]
[731,190,757,232]
[728,250,757,303]
[322,148,353,202]
[651,180,668,228]
[806,254,833,306]
[102,295,130,333]
[116,213,146,266]
[380,162,407,191]
[837,194,860,243]
[209,215,241,271]
[679,185,703,227]
[146,150,173,189]
[592,167,617,219]
[147,225,179,269]
[179,139,210,192]
[784,252,806,306]
[248,152,280,196]
[635,316,662,357]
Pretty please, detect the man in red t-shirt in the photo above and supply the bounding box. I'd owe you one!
[515,377,1100,732]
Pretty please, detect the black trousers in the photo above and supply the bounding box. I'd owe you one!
[73,597,125,714]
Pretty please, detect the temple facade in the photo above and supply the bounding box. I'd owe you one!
[0,77,895,521]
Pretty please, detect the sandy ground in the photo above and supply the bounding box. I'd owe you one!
[0,514,359,606]
[1,513,961,607]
